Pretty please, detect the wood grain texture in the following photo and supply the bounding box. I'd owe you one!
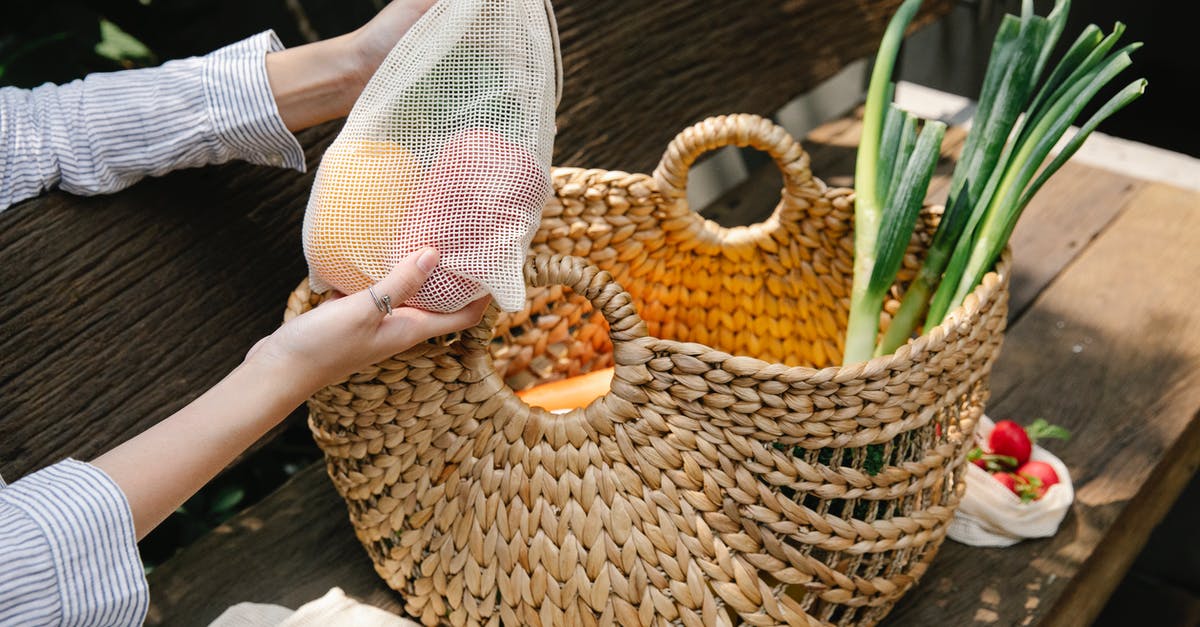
[549,0,955,172]
[145,464,403,626]
[0,121,337,480]
[0,0,953,482]
[887,183,1200,626]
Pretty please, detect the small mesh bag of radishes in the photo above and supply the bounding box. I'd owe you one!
[302,0,561,313]
[948,415,1075,547]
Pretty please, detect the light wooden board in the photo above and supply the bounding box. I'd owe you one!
[887,183,1200,626]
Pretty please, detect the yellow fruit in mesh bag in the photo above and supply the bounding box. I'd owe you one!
[305,140,419,294]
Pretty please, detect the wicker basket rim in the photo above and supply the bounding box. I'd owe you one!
[486,246,1011,381]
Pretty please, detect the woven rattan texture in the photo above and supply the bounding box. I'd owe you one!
[285,114,1010,626]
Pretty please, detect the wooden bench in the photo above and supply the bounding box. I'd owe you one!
[2,1,1196,625]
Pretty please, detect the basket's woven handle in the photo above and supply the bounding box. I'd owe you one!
[652,113,815,203]
[526,254,647,345]
[464,253,648,362]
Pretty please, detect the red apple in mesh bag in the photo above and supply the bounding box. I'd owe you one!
[400,128,549,313]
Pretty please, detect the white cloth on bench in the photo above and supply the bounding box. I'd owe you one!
[209,587,419,627]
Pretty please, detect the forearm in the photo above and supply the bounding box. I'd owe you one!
[0,32,307,212]
[266,0,439,131]
[266,33,366,131]
[90,357,310,539]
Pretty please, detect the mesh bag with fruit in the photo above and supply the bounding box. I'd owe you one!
[303,0,561,312]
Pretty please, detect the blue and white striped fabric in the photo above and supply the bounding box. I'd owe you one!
[0,30,305,213]
[1,30,309,626]
[0,461,147,626]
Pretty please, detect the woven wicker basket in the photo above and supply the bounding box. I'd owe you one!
[284,114,1010,626]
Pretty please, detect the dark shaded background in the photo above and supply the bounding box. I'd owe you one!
[1058,0,1198,157]
[0,0,375,86]
[897,0,1199,158]
[4,0,1194,156]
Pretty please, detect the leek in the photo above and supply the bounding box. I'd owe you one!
[946,69,1146,309]
[871,0,1144,353]
[928,39,1143,323]
[843,0,929,364]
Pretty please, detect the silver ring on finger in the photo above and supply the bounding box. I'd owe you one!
[367,285,393,316]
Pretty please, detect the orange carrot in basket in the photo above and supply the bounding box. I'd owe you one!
[516,368,614,412]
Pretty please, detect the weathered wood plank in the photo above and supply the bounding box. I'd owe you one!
[1002,162,1145,321]
[145,464,400,625]
[887,183,1200,626]
[0,0,954,482]
[0,122,337,480]
[549,0,955,172]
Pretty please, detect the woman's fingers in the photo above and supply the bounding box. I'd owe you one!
[379,296,491,349]
[357,248,440,314]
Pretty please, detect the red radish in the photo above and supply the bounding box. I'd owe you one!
[988,420,1033,467]
[991,472,1018,492]
[1017,461,1060,498]
[990,471,1044,502]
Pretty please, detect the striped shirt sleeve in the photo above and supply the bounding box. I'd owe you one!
[0,30,305,212]
[0,459,148,626]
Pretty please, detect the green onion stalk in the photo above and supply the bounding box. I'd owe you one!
[873,0,1145,353]
[843,0,931,365]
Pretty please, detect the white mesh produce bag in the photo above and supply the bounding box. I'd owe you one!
[303,0,561,312]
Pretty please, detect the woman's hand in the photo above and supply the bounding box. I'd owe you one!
[348,0,440,91]
[248,247,488,395]
[94,246,486,538]
[266,0,439,131]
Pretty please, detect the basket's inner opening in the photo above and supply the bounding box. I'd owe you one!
[491,282,613,395]
[692,146,784,229]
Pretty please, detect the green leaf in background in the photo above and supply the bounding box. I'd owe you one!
[95,18,155,65]
[209,485,246,515]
